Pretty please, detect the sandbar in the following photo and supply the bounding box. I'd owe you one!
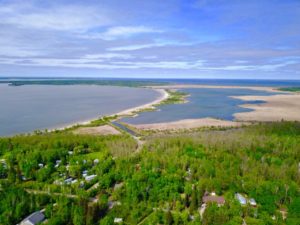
[233,93,300,121]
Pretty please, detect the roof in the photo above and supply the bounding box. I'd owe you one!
[202,196,225,204]
[21,211,45,225]
[235,193,247,205]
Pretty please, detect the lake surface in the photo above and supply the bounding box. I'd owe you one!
[121,88,278,124]
[0,84,160,136]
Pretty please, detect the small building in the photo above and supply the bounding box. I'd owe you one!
[114,218,123,223]
[249,198,257,207]
[82,170,88,177]
[20,211,45,225]
[236,193,247,205]
[55,160,61,168]
[71,179,78,184]
[38,163,44,168]
[85,174,97,181]
[94,159,99,164]
[202,195,225,206]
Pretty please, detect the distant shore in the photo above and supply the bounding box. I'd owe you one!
[147,84,287,93]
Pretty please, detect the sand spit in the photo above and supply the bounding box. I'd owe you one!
[73,125,121,135]
[116,89,169,116]
[51,88,168,132]
[233,94,300,121]
[147,84,286,93]
[130,118,246,131]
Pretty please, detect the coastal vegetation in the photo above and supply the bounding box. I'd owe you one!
[156,89,188,105]
[278,87,300,92]
[0,122,299,224]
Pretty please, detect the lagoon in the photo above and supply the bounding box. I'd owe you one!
[121,88,278,124]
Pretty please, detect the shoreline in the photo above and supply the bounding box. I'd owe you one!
[48,88,169,132]
[65,85,297,132]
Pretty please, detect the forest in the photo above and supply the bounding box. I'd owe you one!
[0,122,299,225]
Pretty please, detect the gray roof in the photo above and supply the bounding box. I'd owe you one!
[21,211,45,225]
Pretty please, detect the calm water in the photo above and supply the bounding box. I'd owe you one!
[0,84,160,136]
[121,88,279,124]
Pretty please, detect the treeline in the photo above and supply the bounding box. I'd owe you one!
[0,122,299,224]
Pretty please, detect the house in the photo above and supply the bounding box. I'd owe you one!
[38,163,44,168]
[202,195,226,206]
[55,160,61,168]
[235,193,247,205]
[71,179,78,184]
[64,178,73,185]
[249,198,257,207]
[85,174,97,181]
[114,218,123,223]
[82,170,88,177]
[200,192,225,218]
[94,159,99,164]
[20,211,45,225]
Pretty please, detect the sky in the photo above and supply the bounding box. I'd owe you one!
[0,0,300,79]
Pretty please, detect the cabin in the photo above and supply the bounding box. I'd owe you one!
[114,218,123,223]
[235,193,247,205]
[19,211,45,225]
[202,195,225,206]
[85,174,97,181]
[55,160,61,168]
[249,198,257,207]
[200,192,225,218]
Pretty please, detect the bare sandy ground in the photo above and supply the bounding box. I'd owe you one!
[73,125,121,135]
[147,84,285,93]
[233,94,300,121]
[130,118,246,130]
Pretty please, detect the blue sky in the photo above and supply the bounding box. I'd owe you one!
[0,0,299,79]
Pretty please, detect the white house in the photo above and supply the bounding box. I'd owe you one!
[114,218,123,223]
[85,174,97,181]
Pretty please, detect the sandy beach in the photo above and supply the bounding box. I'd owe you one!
[116,89,169,116]
[130,118,246,130]
[233,93,300,121]
[51,88,169,132]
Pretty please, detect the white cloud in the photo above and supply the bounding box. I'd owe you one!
[108,40,188,51]
[0,2,110,31]
[83,53,133,59]
[84,26,162,40]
